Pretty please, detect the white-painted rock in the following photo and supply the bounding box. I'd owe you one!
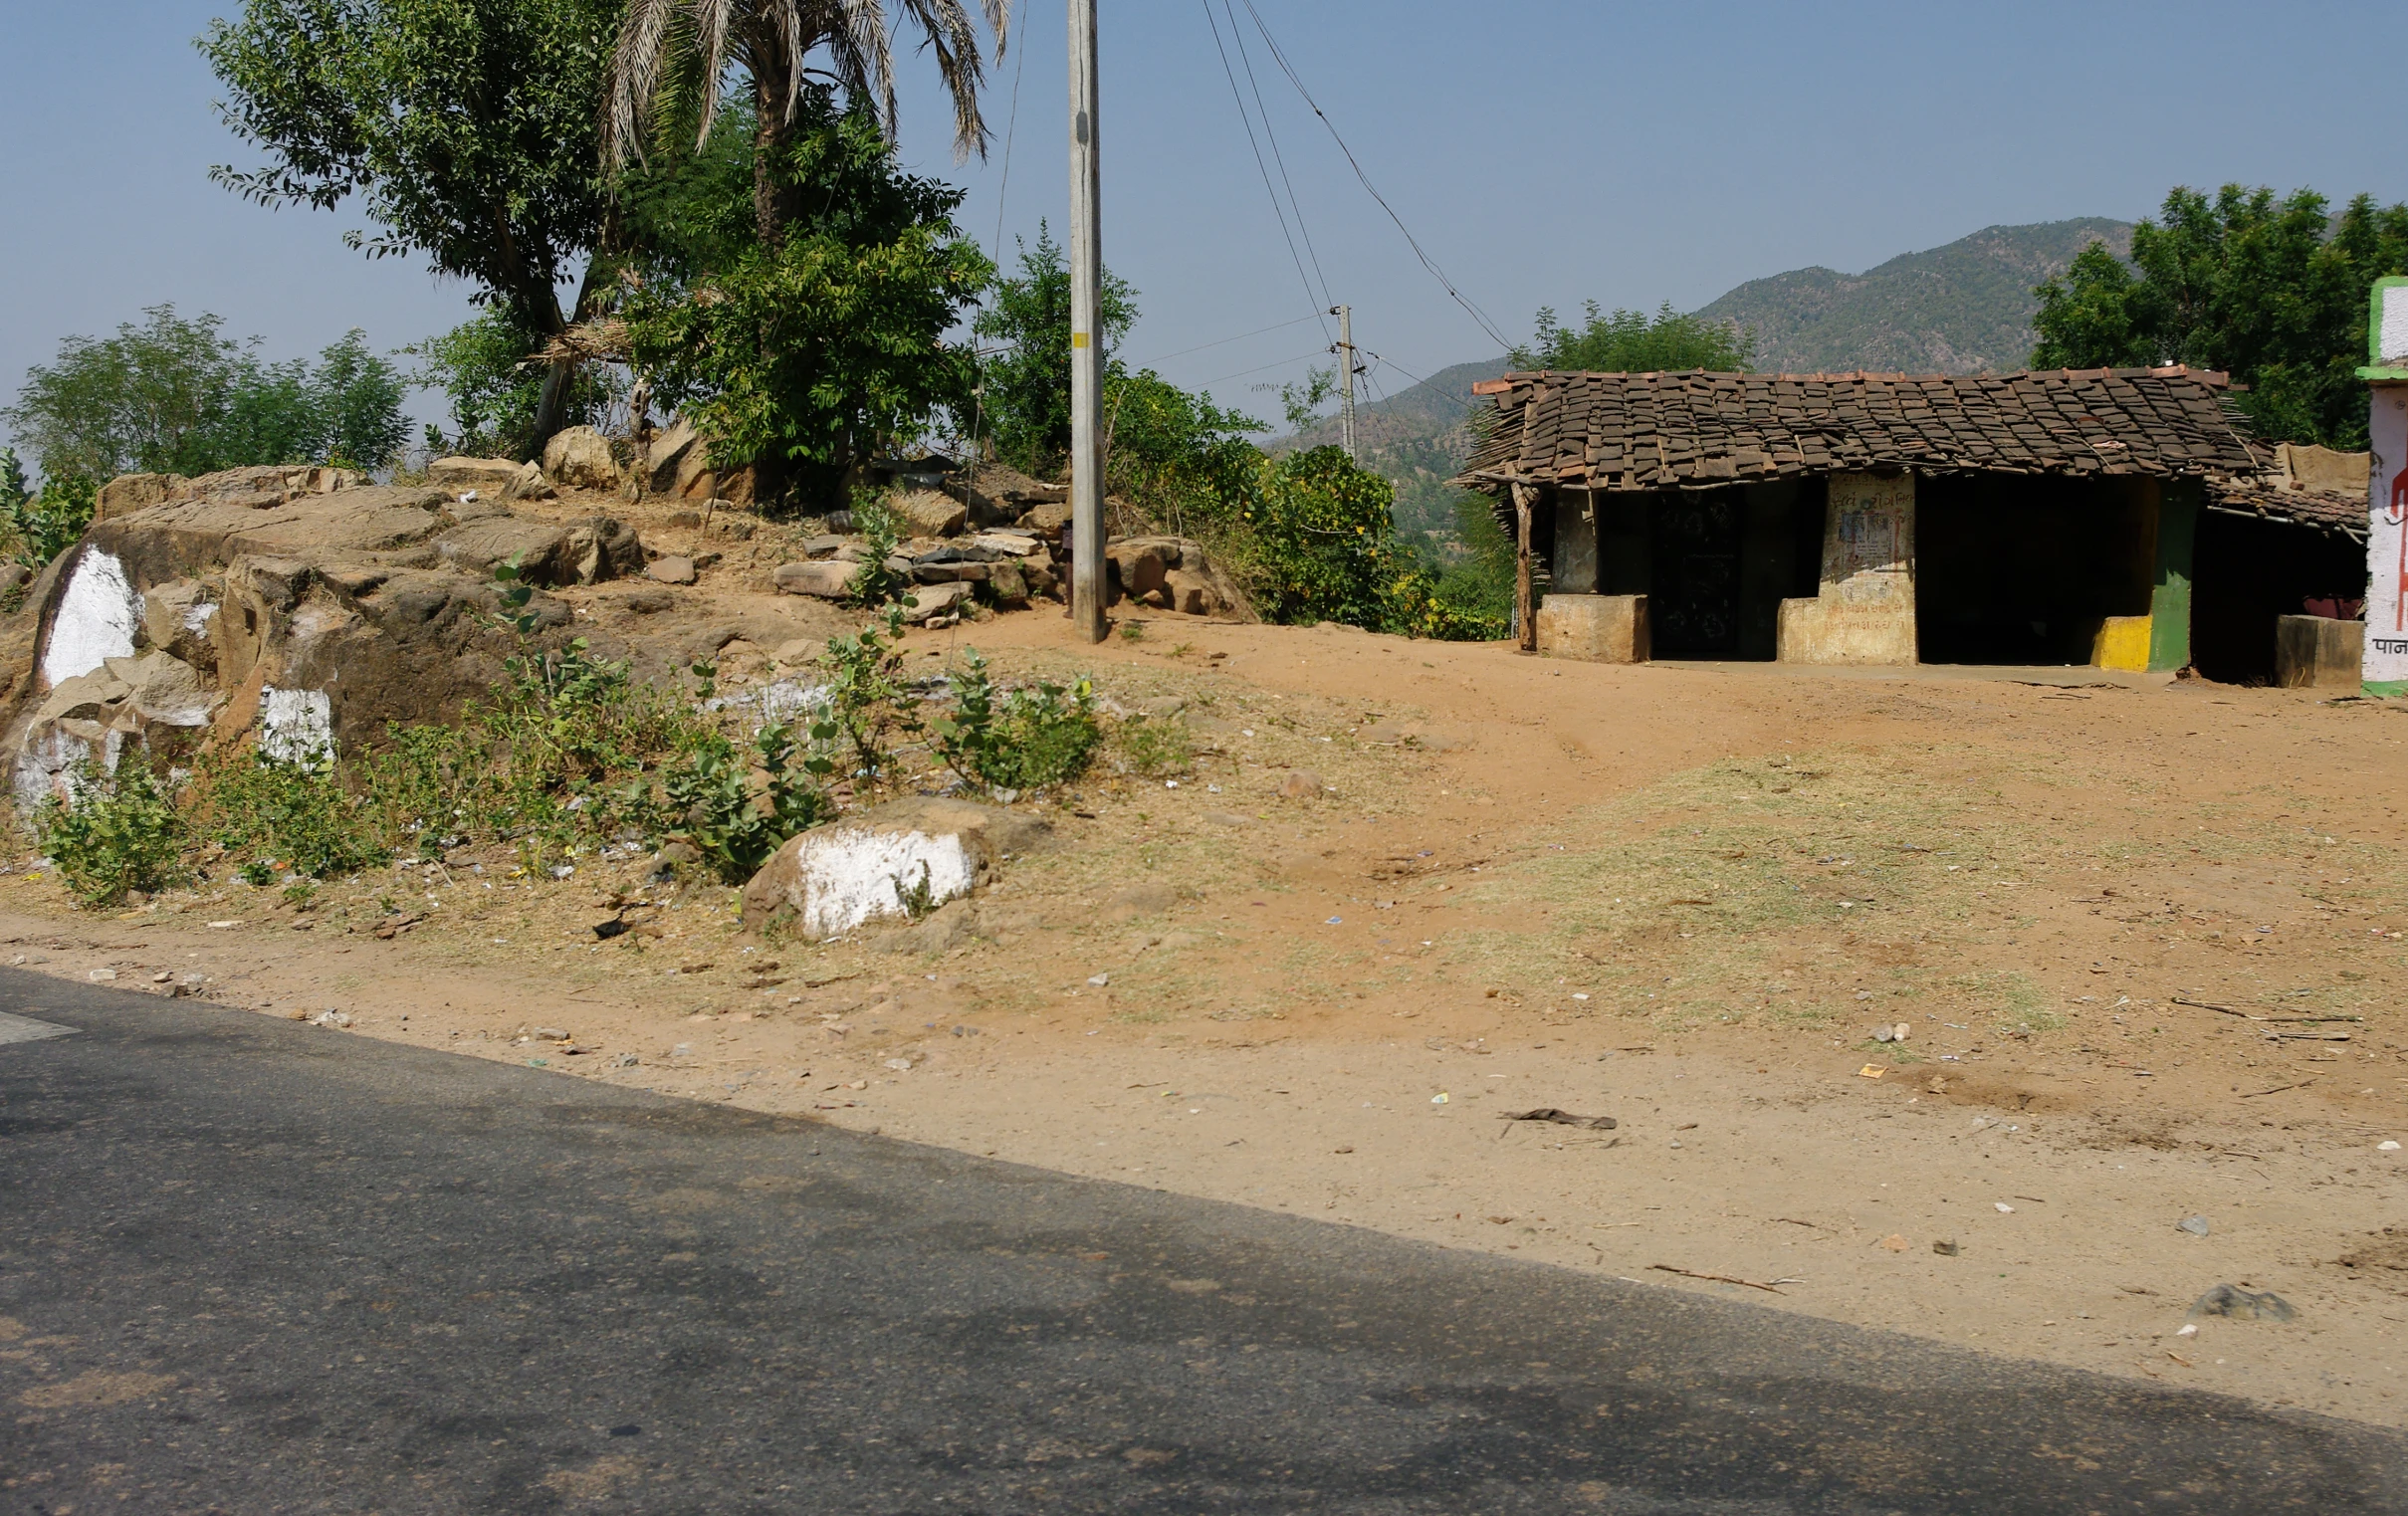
[40,547,140,687]
[740,797,1051,938]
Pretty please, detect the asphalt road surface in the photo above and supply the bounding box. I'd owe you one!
[3,971,2402,1514]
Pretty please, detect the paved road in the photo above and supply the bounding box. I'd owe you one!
[2,972,2401,1514]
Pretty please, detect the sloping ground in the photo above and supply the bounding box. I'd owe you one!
[2,608,2405,1428]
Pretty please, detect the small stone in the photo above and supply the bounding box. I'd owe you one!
[533,1027,571,1041]
[2190,1283,2295,1322]
[646,555,698,585]
[1087,973,1110,987]
[2380,1140,2401,1152]
[151,972,171,982]
[1994,1201,2015,1214]
[884,1057,914,1072]
[614,1053,640,1068]
[1932,1239,1960,1256]
[2177,1214,2210,1236]
[1278,769,1324,799]
[1872,1024,1894,1042]
[1891,1021,1910,1041]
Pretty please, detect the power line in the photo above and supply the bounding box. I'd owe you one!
[1198,347,1332,388]
[1130,313,1322,367]
[1236,0,1512,352]
[1200,0,1331,344]
[1222,0,1333,313]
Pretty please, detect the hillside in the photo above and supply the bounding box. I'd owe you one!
[1279,216,2134,535]
[1692,217,2132,375]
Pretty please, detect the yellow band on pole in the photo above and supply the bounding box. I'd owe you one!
[1071,332,1090,348]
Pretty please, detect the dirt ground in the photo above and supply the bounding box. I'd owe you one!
[6,583,2407,1428]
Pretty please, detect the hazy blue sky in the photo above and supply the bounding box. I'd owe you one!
[4,1,2403,449]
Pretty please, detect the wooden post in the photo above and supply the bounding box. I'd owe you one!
[1512,480,1536,652]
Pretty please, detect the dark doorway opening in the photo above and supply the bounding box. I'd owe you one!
[2192,512,2366,684]
[1916,475,2155,665]
[1650,493,1741,656]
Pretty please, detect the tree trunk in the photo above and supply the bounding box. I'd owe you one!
[527,249,618,454]
[1513,481,1537,652]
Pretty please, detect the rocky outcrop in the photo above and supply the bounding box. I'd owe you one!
[542,426,622,493]
[3,480,624,806]
[740,797,1051,938]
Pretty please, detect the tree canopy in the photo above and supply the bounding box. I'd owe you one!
[2031,184,2408,449]
[971,223,1138,476]
[1510,301,1755,372]
[2,306,408,480]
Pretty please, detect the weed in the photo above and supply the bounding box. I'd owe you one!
[895,860,938,919]
[1118,620,1146,642]
[818,608,919,779]
[847,492,912,607]
[282,878,319,910]
[194,750,388,881]
[1113,715,1195,778]
[35,754,184,907]
[929,649,1101,792]
[649,718,832,883]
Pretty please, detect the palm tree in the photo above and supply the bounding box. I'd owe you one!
[603,0,1009,245]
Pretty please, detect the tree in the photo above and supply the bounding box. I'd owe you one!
[2,306,409,481]
[1511,301,1755,372]
[603,0,1007,248]
[972,223,1137,475]
[618,91,991,502]
[408,310,620,459]
[2032,184,2408,448]
[200,0,622,447]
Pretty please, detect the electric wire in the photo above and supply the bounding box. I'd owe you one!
[1221,0,1334,314]
[1236,0,1511,352]
[962,16,1030,480]
[1201,0,1332,344]
[1198,348,1334,389]
[1130,313,1322,368]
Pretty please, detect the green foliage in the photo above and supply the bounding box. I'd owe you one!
[195,750,389,881]
[930,650,1099,792]
[846,493,911,606]
[652,720,832,883]
[620,91,991,501]
[5,473,98,568]
[817,608,920,778]
[1103,369,1264,535]
[200,0,618,344]
[35,755,185,907]
[0,307,409,480]
[1269,365,1338,434]
[1242,446,1400,628]
[1511,301,1755,372]
[2032,185,2408,447]
[972,222,1138,475]
[406,310,614,460]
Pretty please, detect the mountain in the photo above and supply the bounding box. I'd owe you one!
[1691,217,2131,375]
[1273,216,2136,537]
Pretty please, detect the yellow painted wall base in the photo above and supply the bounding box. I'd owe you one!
[2093,615,2152,671]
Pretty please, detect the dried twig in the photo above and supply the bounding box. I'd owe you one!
[1649,1263,1784,1294]
[2239,1078,2317,1099]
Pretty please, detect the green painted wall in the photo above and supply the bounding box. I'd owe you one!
[2147,480,2200,672]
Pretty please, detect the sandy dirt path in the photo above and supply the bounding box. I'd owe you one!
[6,611,2404,1426]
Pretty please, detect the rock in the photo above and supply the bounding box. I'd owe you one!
[987,559,1029,607]
[2381,1140,2401,1152]
[426,457,527,497]
[1108,539,1178,600]
[901,581,975,624]
[973,532,1046,557]
[2177,1214,2210,1236]
[542,426,622,492]
[2190,1284,2295,1322]
[1102,883,1178,922]
[912,559,988,584]
[774,561,856,599]
[1023,559,1059,600]
[98,473,184,518]
[741,796,1051,937]
[647,417,714,498]
[879,897,979,956]
[1278,769,1324,799]
[140,579,220,675]
[436,516,571,582]
[1164,569,1219,615]
[646,555,697,585]
[559,517,645,583]
[801,535,847,559]
[1025,500,1073,536]
[1932,1239,1960,1256]
[650,840,704,880]
[0,562,28,597]
[893,490,968,539]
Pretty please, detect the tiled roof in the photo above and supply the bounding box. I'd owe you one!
[2204,481,2368,541]
[1452,367,2264,493]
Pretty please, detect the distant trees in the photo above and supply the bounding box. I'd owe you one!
[2032,184,2408,449]
[1,306,408,481]
[1511,301,1755,372]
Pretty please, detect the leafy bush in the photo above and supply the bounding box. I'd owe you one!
[818,608,919,778]
[931,650,1099,792]
[0,306,410,479]
[406,310,618,461]
[35,755,185,906]
[973,222,1139,476]
[193,750,389,880]
[1241,446,1398,629]
[847,493,910,606]
[651,719,833,882]
[3,469,97,567]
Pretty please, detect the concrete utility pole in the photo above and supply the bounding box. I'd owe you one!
[1066,0,1107,642]
[1331,305,1357,461]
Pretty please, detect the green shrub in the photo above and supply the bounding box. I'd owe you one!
[35,754,185,907]
[7,473,98,567]
[847,493,911,607]
[196,750,389,880]
[650,719,832,883]
[932,650,1099,792]
[818,608,919,778]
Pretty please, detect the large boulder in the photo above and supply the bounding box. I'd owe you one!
[893,490,968,539]
[646,417,716,499]
[543,426,622,492]
[425,457,528,497]
[12,651,219,807]
[741,797,1051,938]
[434,512,643,586]
[97,474,184,519]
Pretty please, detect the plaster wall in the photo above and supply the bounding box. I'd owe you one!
[2367,385,2408,693]
[1535,593,1648,663]
[1778,473,1916,664]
